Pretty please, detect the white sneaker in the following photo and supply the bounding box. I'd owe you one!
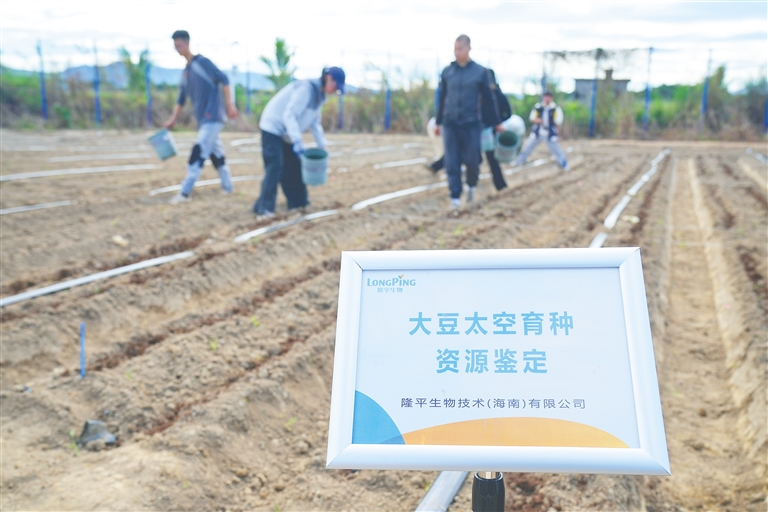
[467,187,476,202]
[257,210,275,220]
[221,189,233,196]
[449,198,461,211]
[169,193,190,204]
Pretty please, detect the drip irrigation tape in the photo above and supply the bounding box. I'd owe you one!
[150,175,262,196]
[234,210,339,243]
[604,195,633,229]
[0,200,77,216]
[48,153,153,163]
[589,232,610,248]
[373,157,428,170]
[0,251,195,308]
[351,145,398,155]
[0,164,161,182]
[230,138,260,146]
[350,183,445,211]
[414,471,469,512]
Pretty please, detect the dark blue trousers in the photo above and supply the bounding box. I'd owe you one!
[253,130,309,214]
[442,122,482,199]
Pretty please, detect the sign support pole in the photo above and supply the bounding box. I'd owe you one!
[471,471,504,511]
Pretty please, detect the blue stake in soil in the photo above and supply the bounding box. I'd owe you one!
[79,322,86,378]
[36,41,48,121]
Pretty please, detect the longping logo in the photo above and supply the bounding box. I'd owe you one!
[366,274,416,287]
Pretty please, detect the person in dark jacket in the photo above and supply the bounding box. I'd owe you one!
[428,68,511,192]
[435,35,503,209]
[481,68,511,191]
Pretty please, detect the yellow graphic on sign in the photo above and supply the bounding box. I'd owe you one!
[401,417,629,448]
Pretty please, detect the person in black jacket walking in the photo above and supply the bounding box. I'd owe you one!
[482,68,512,191]
[428,68,511,192]
[435,35,503,210]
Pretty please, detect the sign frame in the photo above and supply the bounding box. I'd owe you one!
[326,248,670,475]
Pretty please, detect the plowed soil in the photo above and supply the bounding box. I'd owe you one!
[1,130,765,511]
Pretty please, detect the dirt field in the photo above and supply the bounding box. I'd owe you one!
[1,129,766,511]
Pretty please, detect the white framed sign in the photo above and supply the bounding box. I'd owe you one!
[326,248,670,475]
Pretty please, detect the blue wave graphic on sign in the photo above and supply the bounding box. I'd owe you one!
[352,391,404,444]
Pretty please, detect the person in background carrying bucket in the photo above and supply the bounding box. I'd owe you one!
[164,30,238,204]
[435,35,504,210]
[427,68,511,192]
[512,91,569,171]
[253,67,345,218]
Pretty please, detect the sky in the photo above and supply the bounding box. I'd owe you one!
[1,0,766,94]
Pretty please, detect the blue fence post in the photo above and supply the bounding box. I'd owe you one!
[79,322,86,379]
[764,89,768,134]
[642,47,653,132]
[434,72,440,116]
[93,44,102,127]
[699,50,712,133]
[245,63,252,115]
[588,71,598,138]
[337,93,344,130]
[384,82,391,131]
[36,41,48,121]
[145,61,152,127]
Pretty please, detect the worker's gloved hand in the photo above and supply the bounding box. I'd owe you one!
[292,141,305,156]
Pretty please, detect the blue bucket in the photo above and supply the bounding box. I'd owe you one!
[148,129,178,161]
[300,148,329,186]
[493,131,520,163]
[481,127,495,152]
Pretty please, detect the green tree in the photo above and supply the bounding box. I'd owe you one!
[260,38,295,90]
[119,48,150,92]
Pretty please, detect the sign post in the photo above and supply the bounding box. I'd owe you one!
[327,248,670,480]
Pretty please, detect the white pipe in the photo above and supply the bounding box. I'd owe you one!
[589,232,610,248]
[350,183,444,211]
[414,471,468,512]
[234,210,338,243]
[0,200,77,216]
[48,153,153,163]
[0,164,161,182]
[374,158,428,170]
[0,251,195,308]
[230,138,260,146]
[150,175,262,196]
[351,146,398,155]
[604,150,668,229]
[603,195,632,229]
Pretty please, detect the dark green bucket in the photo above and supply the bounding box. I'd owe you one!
[494,131,520,163]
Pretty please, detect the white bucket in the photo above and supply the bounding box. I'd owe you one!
[148,129,178,161]
[481,127,495,152]
[300,148,329,186]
